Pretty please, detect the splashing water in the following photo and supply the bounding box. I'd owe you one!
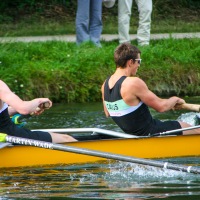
[177,112,199,126]
[105,161,192,182]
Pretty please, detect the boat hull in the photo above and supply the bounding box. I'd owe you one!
[1,134,200,168]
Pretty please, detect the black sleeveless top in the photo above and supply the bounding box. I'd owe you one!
[104,76,154,136]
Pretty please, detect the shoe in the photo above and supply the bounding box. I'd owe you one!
[103,0,116,8]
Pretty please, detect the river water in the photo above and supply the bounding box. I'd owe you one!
[1,98,200,199]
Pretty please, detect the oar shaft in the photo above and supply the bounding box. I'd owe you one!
[4,135,200,174]
[53,143,199,174]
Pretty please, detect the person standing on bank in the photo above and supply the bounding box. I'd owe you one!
[76,0,103,47]
[0,80,77,143]
[101,43,200,136]
[118,0,152,46]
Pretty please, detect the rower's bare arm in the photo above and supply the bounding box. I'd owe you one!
[0,80,24,110]
[130,78,185,112]
[0,80,52,115]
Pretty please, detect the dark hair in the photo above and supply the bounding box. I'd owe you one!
[114,43,141,68]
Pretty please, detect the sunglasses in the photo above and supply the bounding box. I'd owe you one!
[135,59,142,64]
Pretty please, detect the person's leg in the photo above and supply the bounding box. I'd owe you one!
[76,0,90,44]
[89,0,103,47]
[49,132,77,143]
[118,0,133,44]
[179,121,200,135]
[135,0,152,46]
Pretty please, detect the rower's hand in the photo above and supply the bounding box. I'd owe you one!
[173,98,186,110]
[172,98,185,110]
[32,101,51,116]
[174,103,184,110]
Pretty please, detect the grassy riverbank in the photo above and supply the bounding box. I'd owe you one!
[0,38,199,103]
[0,1,199,103]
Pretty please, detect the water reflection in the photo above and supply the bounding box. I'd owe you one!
[1,160,200,199]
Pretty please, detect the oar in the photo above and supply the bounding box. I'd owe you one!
[1,133,200,174]
[176,103,200,112]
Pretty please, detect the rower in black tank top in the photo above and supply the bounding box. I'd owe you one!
[104,76,182,136]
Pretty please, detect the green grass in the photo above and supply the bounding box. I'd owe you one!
[0,16,200,37]
[0,1,199,37]
[0,1,199,104]
[0,38,200,103]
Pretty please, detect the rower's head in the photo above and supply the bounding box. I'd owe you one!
[114,43,141,69]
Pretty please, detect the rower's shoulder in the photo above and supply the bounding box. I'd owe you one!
[125,76,144,85]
